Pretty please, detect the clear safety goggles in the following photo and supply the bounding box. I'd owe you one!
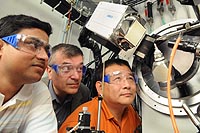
[51,64,86,76]
[104,70,138,85]
[1,34,50,56]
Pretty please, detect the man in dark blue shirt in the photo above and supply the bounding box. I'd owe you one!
[42,43,91,129]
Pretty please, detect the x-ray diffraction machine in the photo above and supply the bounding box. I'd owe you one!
[78,1,200,133]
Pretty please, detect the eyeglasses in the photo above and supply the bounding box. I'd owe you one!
[104,71,138,85]
[1,34,50,56]
[51,64,86,76]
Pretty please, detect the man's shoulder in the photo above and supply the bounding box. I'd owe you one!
[29,81,51,100]
[71,83,91,110]
[76,83,91,100]
[32,80,49,90]
[70,97,96,114]
[41,76,49,86]
[79,83,90,93]
[127,105,140,118]
[23,80,48,93]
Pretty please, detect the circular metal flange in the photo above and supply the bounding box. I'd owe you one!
[136,19,200,116]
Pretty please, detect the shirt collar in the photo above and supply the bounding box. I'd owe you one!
[101,98,129,120]
[101,99,114,120]
[48,80,57,102]
[0,93,5,106]
[48,80,72,104]
[0,84,33,110]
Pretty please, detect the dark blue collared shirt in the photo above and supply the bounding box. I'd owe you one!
[46,79,91,129]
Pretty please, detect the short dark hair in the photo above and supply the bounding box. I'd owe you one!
[48,43,83,65]
[0,14,52,38]
[95,58,132,82]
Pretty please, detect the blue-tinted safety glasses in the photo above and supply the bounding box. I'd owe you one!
[51,64,86,76]
[1,34,51,56]
[104,70,138,85]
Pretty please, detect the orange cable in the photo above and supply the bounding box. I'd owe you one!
[167,33,182,133]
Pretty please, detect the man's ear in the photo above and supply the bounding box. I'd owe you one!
[95,81,103,96]
[46,66,53,80]
[0,39,5,56]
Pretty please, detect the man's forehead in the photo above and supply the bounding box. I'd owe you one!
[18,28,49,42]
[55,53,83,62]
[105,65,131,73]
[106,70,133,76]
[62,61,83,66]
[60,57,83,65]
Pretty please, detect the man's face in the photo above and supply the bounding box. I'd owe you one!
[0,28,49,84]
[48,52,84,97]
[102,64,137,107]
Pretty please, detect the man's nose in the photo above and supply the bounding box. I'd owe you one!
[70,69,81,79]
[122,78,132,88]
[36,47,48,61]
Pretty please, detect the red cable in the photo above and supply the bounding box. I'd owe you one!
[166,0,169,5]
[68,11,71,26]
[145,7,148,17]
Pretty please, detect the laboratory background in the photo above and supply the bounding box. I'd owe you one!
[1,0,200,132]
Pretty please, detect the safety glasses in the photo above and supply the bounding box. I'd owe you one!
[104,70,138,85]
[50,64,86,77]
[1,34,51,56]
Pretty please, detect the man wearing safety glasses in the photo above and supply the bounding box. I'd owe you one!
[43,43,91,129]
[59,58,141,133]
[0,14,57,132]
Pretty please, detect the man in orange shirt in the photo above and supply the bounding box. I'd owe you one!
[59,58,141,133]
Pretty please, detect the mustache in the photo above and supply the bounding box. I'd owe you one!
[32,61,46,69]
[66,81,80,85]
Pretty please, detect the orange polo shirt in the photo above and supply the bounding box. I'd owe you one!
[59,97,141,133]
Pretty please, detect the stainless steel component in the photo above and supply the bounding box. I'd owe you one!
[137,19,200,116]
[136,18,200,132]
[182,103,200,130]
[85,1,146,59]
[141,101,198,133]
